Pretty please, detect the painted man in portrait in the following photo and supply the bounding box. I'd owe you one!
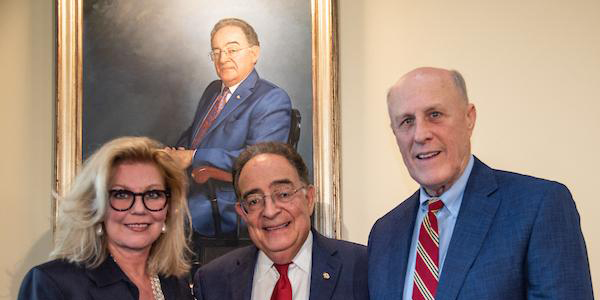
[166,18,292,237]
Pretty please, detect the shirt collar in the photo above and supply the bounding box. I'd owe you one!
[292,231,313,273]
[223,81,242,95]
[419,155,475,216]
[255,231,313,276]
[86,257,131,287]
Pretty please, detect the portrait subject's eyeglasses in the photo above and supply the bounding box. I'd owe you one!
[240,186,306,214]
[108,189,170,212]
[209,46,252,61]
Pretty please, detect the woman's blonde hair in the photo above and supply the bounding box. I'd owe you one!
[50,136,192,277]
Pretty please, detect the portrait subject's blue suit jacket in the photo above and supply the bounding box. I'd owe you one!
[193,230,369,300]
[368,157,594,300]
[176,69,291,236]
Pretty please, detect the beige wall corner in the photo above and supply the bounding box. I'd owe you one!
[0,0,54,298]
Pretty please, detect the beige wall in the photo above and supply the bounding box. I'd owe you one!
[340,0,599,295]
[0,0,54,298]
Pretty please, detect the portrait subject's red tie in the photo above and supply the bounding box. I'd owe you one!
[191,87,230,148]
[271,263,292,300]
[412,198,444,300]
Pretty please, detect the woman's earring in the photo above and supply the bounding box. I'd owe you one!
[161,223,166,233]
[96,224,103,236]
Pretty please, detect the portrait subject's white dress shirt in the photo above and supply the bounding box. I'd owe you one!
[251,232,313,300]
[221,81,241,103]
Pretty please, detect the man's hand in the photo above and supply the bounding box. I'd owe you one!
[164,147,194,169]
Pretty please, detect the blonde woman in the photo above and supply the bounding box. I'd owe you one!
[18,137,193,300]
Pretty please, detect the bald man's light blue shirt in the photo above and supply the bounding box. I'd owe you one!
[402,155,474,299]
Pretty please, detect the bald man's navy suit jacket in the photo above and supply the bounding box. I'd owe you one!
[368,157,593,300]
[193,230,369,300]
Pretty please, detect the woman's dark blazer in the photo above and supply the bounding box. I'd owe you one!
[18,258,193,300]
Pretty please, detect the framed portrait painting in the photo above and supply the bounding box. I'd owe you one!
[56,0,341,250]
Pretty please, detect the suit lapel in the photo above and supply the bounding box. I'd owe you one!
[87,258,136,300]
[200,69,259,143]
[309,231,342,300]
[161,275,188,300]
[89,284,135,300]
[229,246,259,300]
[436,157,500,300]
[389,192,419,299]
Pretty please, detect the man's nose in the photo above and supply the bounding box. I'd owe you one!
[262,196,281,218]
[413,120,433,144]
[218,51,230,63]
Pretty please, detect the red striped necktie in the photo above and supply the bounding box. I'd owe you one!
[271,263,292,300]
[191,87,230,148]
[412,198,444,300]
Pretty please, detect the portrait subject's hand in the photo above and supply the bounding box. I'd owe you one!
[164,147,194,169]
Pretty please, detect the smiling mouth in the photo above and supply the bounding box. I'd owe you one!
[416,151,441,160]
[125,223,150,230]
[264,222,290,232]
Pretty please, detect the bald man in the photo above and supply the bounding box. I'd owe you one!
[368,67,593,300]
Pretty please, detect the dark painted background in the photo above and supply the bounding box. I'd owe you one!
[83,0,313,178]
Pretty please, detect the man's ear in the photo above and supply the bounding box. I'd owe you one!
[305,185,316,215]
[250,46,260,64]
[235,202,248,222]
[466,103,477,132]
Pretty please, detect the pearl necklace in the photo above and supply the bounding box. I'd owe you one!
[151,274,165,300]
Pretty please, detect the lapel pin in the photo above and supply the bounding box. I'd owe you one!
[322,272,330,280]
[236,95,241,100]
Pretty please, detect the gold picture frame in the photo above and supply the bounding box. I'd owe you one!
[55,0,341,238]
